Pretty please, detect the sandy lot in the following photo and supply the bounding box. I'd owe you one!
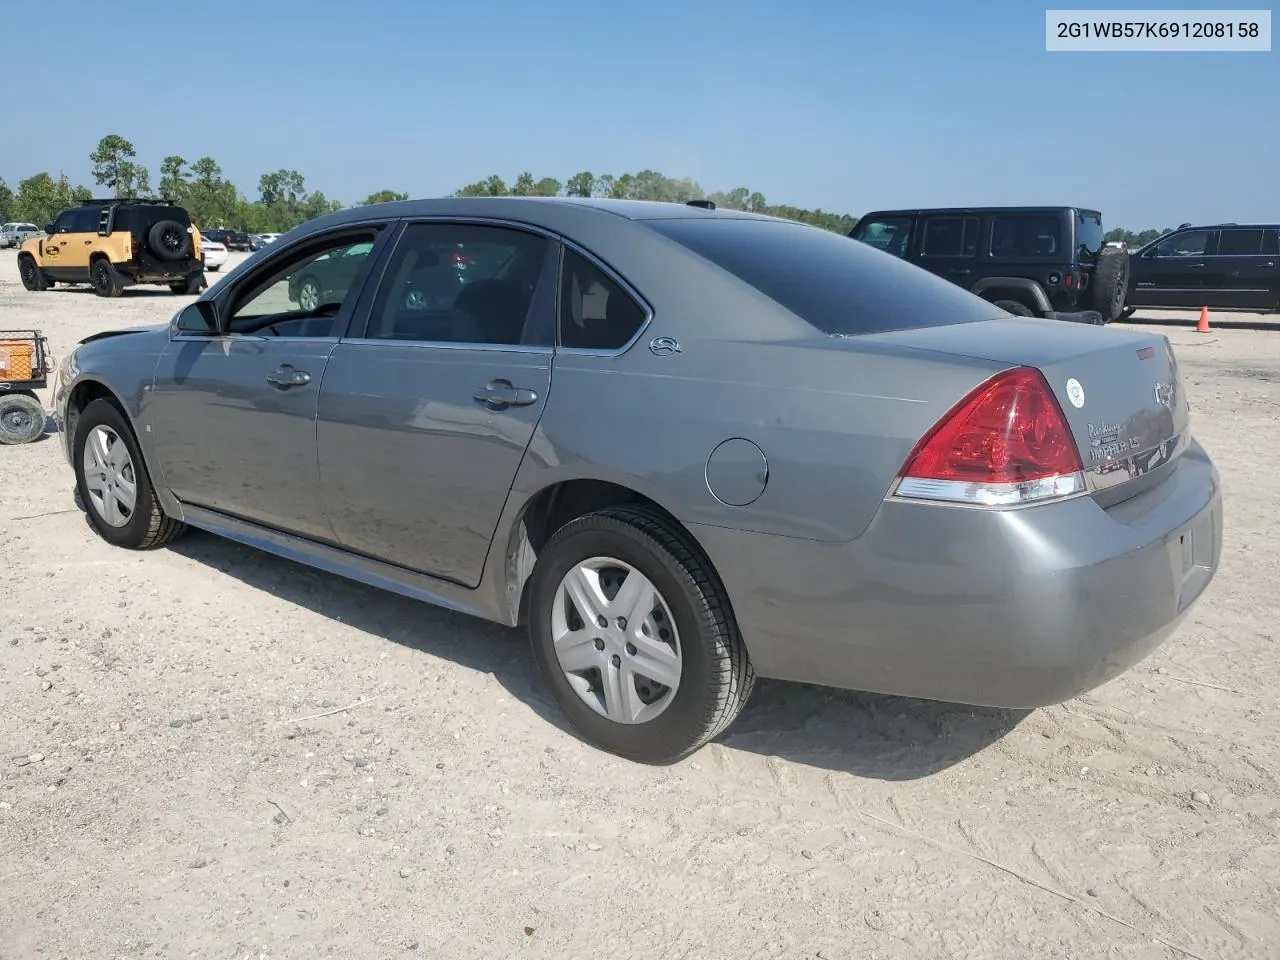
[1,249,1278,960]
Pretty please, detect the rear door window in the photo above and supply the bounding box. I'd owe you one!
[920,217,978,257]
[1216,228,1266,256]
[646,217,1000,336]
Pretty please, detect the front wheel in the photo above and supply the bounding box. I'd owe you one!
[0,393,46,444]
[18,255,49,292]
[72,398,186,550]
[527,505,755,764]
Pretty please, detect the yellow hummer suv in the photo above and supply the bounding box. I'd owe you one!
[17,198,205,298]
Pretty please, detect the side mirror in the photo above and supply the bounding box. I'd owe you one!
[44,224,55,234]
[174,300,221,334]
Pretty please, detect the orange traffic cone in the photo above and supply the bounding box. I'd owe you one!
[1196,306,1210,333]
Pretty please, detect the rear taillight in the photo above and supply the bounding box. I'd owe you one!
[131,238,139,259]
[893,366,1086,506]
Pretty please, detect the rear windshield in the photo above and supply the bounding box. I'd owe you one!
[1076,210,1104,260]
[645,217,1000,336]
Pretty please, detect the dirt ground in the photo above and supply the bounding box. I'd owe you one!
[1,249,1278,960]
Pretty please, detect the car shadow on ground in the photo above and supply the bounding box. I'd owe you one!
[163,528,1026,780]
[49,286,183,297]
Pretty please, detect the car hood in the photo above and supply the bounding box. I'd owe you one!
[78,324,170,347]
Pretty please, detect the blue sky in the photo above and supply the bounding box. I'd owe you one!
[5,0,1276,229]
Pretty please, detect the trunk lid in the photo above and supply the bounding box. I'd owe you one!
[863,317,1189,499]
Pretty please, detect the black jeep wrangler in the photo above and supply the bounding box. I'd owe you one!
[849,206,1130,324]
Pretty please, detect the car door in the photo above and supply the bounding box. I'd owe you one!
[61,206,99,275]
[1207,227,1278,311]
[916,214,980,288]
[316,219,560,587]
[1130,228,1215,308]
[148,223,392,541]
[40,210,76,277]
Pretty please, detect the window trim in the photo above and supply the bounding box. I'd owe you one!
[343,216,654,357]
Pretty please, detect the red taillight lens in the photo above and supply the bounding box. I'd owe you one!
[896,367,1085,505]
[131,238,139,259]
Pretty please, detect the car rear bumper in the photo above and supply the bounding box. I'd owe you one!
[691,438,1222,708]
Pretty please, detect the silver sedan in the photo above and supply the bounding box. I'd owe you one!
[51,197,1223,763]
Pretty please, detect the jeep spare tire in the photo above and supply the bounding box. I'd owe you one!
[1090,246,1131,323]
[148,220,191,262]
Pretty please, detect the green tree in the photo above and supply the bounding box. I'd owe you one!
[533,177,562,197]
[89,134,150,198]
[362,190,409,205]
[158,155,190,204]
[510,172,537,196]
[454,175,508,197]
[12,172,84,225]
[0,178,13,222]
[565,172,594,197]
[186,157,239,228]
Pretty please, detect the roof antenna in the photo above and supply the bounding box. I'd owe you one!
[686,199,716,210]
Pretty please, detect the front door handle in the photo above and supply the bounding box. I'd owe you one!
[1263,261,1276,268]
[473,379,538,410]
[266,364,312,388]
[951,269,971,276]
[1186,262,1205,269]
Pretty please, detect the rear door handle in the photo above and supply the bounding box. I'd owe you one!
[1186,262,1205,268]
[473,379,538,409]
[266,364,312,388]
[1263,261,1276,268]
[951,269,971,276]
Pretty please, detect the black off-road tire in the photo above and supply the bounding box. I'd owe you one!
[91,258,124,298]
[993,299,1035,317]
[1090,246,1131,323]
[18,255,49,292]
[169,273,204,295]
[0,393,46,445]
[527,504,755,764]
[72,398,187,550]
[1118,306,1136,322]
[148,220,192,262]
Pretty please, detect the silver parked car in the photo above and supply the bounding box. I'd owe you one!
[52,197,1223,764]
[1,222,43,248]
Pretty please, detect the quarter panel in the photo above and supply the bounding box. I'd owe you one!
[525,338,1004,543]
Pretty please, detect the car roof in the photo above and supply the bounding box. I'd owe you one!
[1173,222,1280,230]
[292,196,779,233]
[858,206,1099,218]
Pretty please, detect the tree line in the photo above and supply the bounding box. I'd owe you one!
[1,133,1173,244]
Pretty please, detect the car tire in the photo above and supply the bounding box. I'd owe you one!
[1118,306,1136,321]
[169,274,203,295]
[0,393,47,445]
[91,259,123,298]
[72,398,187,550]
[295,276,321,311]
[1090,246,1131,323]
[527,504,755,764]
[993,299,1034,316]
[148,220,192,262]
[207,264,221,272]
[18,255,48,292]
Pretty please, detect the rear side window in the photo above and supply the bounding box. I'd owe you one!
[646,217,1001,336]
[1263,230,1280,256]
[71,208,100,233]
[1217,228,1265,256]
[560,249,648,350]
[990,215,1062,257]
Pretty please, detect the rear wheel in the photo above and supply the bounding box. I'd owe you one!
[72,398,186,550]
[993,299,1034,317]
[169,274,203,295]
[527,504,755,764]
[91,259,123,298]
[0,393,46,444]
[18,255,48,292]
